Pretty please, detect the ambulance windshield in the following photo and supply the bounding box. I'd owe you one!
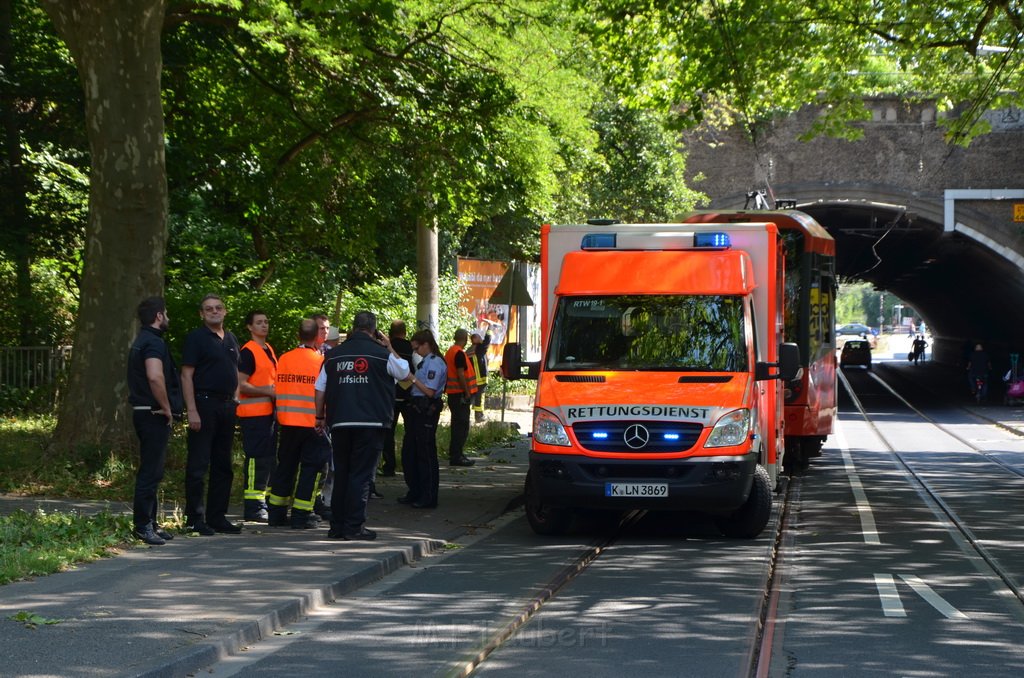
[547,295,747,372]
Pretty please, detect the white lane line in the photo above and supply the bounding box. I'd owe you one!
[874,573,906,617]
[834,422,881,545]
[899,574,970,620]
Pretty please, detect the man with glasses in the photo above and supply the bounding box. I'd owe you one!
[181,294,243,535]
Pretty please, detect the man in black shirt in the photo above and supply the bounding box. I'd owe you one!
[181,293,242,535]
[381,319,413,477]
[127,296,183,545]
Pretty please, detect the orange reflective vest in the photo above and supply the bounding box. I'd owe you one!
[445,344,478,395]
[275,346,323,428]
[237,340,277,417]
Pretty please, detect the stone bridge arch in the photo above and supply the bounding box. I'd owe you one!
[682,97,1024,366]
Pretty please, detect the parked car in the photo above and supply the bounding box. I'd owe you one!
[840,339,872,369]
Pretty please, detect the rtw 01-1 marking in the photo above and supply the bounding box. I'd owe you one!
[874,573,969,620]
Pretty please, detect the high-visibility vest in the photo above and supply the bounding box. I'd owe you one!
[469,351,486,386]
[237,340,277,417]
[445,344,478,395]
[275,346,323,427]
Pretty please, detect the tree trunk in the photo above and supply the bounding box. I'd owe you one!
[416,212,439,339]
[40,0,168,449]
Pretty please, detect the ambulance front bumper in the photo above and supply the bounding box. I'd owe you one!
[528,450,758,513]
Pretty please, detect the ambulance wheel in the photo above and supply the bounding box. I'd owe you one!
[525,470,572,535]
[714,465,772,539]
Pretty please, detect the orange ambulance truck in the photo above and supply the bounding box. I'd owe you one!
[508,220,799,538]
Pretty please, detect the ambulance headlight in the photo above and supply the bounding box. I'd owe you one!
[705,409,751,448]
[534,408,571,447]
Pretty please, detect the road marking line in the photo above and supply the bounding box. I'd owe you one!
[835,422,881,544]
[874,573,906,617]
[899,574,969,620]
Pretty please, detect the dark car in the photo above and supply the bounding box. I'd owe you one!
[840,339,872,369]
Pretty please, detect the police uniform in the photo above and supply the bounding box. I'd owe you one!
[444,343,478,465]
[316,331,409,539]
[127,325,183,535]
[266,344,330,528]
[404,352,447,507]
[237,340,278,520]
[182,325,241,531]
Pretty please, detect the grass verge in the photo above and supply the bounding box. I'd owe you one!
[0,509,132,585]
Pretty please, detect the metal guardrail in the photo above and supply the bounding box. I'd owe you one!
[0,346,72,389]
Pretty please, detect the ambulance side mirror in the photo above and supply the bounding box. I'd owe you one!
[755,342,801,381]
[501,343,539,381]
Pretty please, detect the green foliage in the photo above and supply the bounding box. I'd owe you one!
[581,0,1024,145]
[0,509,132,585]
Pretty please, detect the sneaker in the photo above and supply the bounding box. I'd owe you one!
[343,528,377,541]
[134,526,166,546]
[291,516,319,529]
[154,527,174,541]
[208,519,242,534]
[186,520,216,536]
[244,508,269,523]
[449,458,476,467]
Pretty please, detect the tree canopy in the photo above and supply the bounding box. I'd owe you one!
[1,0,1021,446]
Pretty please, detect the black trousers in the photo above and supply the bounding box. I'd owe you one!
[268,425,331,514]
[447,395,471,461]
[185,396,236,524]
[381,399,408,475]
[132,410,171,530]
[330,427,386,536]
[407,397,442,505]
[239,414,276,509]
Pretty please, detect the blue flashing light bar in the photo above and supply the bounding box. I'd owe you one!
[663,433,681,441]
[581,233,617,250]
[592,431,609,439]
[694,232,730,248]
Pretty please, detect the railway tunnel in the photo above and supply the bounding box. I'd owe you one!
[682,97,1024,370]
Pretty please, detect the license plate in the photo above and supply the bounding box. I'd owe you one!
[605,482,668,498]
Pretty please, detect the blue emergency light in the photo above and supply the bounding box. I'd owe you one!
[580,233,617,250]
[591,431,609,439]
[663,433,680,441]
[693,232,730,248]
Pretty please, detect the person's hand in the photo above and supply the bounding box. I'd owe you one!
[188,409,201,431]
[158,407,173,426]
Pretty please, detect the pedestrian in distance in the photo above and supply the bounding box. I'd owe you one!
[398,328,447,508]
[181,293,243,536]
[127,296,183,545]
[315,311,410,540]
[266,318,331,529]
[967,343,991,400]
[444,328,478,466]
[468,328,491,423]
[912,334,927,365]
[237,310,278,522]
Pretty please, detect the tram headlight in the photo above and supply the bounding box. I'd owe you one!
[534,408,571,447]
[705,409,751,448]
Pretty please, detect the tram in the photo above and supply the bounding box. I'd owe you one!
[683,209,837,470]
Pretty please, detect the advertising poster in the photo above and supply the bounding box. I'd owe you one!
[457,258,510,372]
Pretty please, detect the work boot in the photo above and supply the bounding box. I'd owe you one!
[267,506,289,527]
[134,525,166,546]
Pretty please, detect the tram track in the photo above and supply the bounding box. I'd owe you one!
[837,366,1024,610]
[450,488,794,677]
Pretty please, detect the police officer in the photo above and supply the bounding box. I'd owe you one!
[237,310,278,522]
[398,329,447,508]
[444,328,477,466]
[266,319,331,529]
[181,293,242,535]
[315,311,409,541]
[127,296,183,545]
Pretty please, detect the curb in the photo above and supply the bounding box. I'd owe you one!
[138,537,446,678]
